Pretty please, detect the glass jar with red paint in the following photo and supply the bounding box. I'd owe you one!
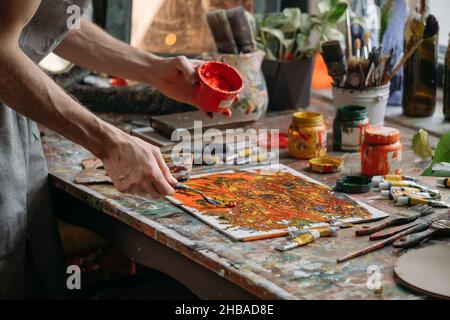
[361,127,402,177]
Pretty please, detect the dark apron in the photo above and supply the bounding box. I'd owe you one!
[0,0,90,299]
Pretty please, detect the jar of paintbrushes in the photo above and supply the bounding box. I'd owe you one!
[322,39,392,127]
[321,10,440,124]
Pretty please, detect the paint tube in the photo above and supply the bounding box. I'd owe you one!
[396,196,450,208]
[437,178,450,188]
[391,187,434,199]
[379,181,440,197]
[275,227,339,251]
[288,226,339,239]
[372,175,417,188]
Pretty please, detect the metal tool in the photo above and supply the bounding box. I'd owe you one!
[175,183,222,206]
[393,213,450,249]
[337,211,448,263]
[355,205,433,237]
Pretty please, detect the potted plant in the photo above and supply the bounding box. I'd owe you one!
[250,0,347,110]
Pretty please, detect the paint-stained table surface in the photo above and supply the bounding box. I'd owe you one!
[42,94,450,300]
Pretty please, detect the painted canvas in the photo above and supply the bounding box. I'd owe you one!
[167,164,389,241]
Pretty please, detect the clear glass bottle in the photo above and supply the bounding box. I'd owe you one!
[402,0,438,117]
[444,33,450,121]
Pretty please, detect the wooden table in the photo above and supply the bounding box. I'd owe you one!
[43,93,450,300]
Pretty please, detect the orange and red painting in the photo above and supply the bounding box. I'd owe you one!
[168,165,388,241]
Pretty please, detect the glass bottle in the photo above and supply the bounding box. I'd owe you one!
[402,0,438,117]
[444,34,450,121]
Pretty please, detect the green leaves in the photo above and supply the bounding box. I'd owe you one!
[281,8,301,33]
[420,131,450,177]
[253,1,347,61]
[412,129,434,160]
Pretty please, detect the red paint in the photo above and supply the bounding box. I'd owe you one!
[110,77,128,87]
[361,127,403,177]
[202,72,232,91]
[258,132,289,149]
[194,61,244,113]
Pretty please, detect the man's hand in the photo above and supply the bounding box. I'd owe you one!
[102,131,177,198]
[152,56,232,118]
[151,56,201,106]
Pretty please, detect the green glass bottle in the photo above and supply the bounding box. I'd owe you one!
[444,33,450,121]
[403,0,438,117]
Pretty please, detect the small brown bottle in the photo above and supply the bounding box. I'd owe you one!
[444,33,450,120]
[403,0,438,117]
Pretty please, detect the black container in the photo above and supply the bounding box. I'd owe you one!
[262,56,315,111]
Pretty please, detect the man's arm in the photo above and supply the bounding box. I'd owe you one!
[55,18,201,107]
[0,0,176,198]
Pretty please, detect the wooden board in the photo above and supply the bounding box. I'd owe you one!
[395,246,450,300]
[131,127,176,147]
[167,164,389,241]
[150,110,256,138]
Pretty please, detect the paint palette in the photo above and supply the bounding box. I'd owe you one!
[167,164,389,241]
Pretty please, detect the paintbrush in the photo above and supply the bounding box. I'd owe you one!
[376,52,390,86]
[355,39,361,60]
[175,183,222,206]
[225,6,255,53]
[363,32,371,58]
[384,15,439,85]
[381,48,394,84]
[345,8,353,59]
[364,47,377,87]
[206,10,239,54]
[337,222,429,263]
[337,211,447,263]
[321,40,347,87]
[346,56,365,88]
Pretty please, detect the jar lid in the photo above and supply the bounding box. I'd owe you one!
[293,112,324,126]
[309,157,344,174]
[364,127,400,145]
[335,176,373,194]
[336,105,368,121]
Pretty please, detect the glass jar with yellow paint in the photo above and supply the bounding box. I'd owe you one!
[289,112,327,159]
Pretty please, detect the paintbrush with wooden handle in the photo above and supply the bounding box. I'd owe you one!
[345,8,352,59]
[383,15,439,85]
[337,211,447,263]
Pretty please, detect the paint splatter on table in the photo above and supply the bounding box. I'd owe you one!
[42,108,450,300]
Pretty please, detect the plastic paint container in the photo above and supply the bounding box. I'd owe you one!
[289,112,327,160]
[332,83,390,127]
[309,157,343,173]
[195,61,244,113]
[361,127,402,177]
[333,105,369,152]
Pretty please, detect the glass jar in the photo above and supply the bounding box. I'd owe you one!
[402,0,438,117]
[333,105,369,152]
[444,33,450,120]
[289,112,327,160]
[361,127,403,177]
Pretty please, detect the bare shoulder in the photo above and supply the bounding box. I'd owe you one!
[0,0,42,39]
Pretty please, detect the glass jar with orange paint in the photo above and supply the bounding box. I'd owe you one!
[289,112,327,160]
[361,127,402,177]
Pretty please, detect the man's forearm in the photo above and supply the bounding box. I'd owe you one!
[55,19,160,86]
[0,45,121,159]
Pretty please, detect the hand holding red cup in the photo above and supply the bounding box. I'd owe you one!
[194,61,244,116]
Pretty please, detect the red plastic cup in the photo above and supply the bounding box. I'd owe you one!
[194,61,244,113]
